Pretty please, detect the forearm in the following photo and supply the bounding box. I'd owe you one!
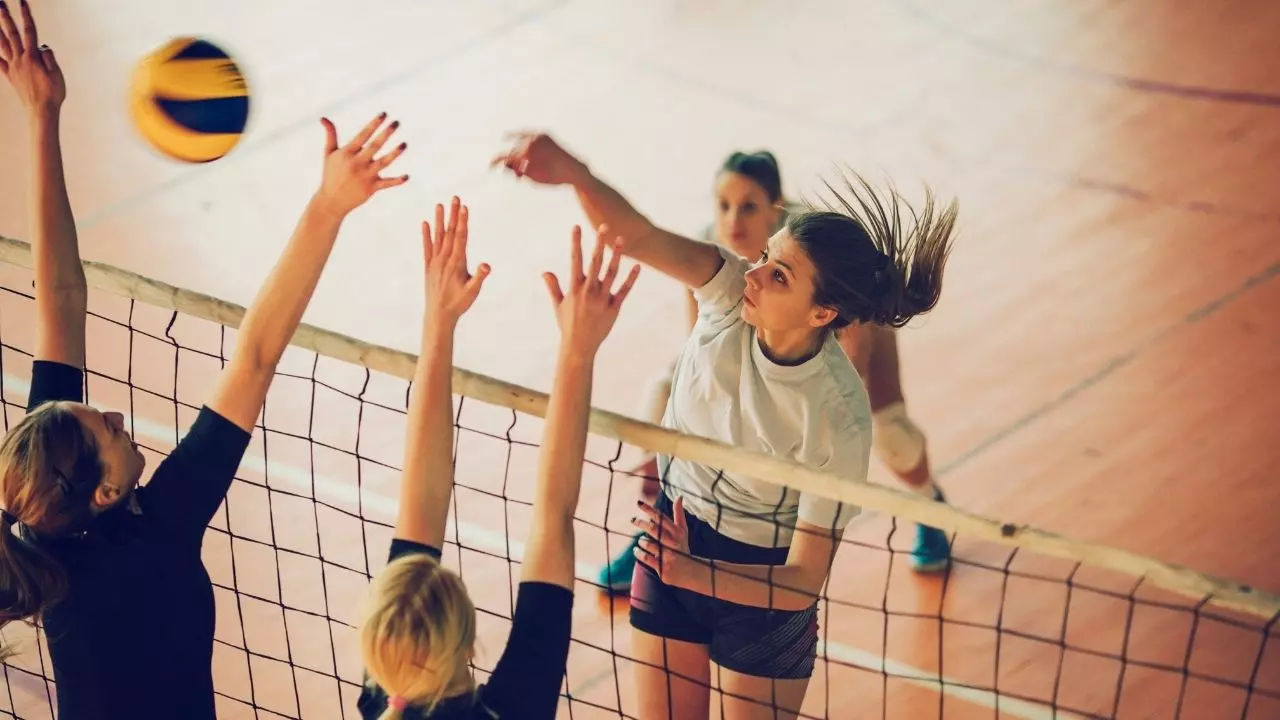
[571,169,722,289]
[396,322,457,548]
[30,109,87,365]
[533,348,593,525]
[235,195,343,369]
[684,558,824,611]
[29,111,83,294]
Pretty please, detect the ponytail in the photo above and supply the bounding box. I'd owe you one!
[0,401,104,661]
[0,510,69,661]
[789,170,958,329]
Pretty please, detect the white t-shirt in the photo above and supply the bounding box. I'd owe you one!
[658,246,872,548]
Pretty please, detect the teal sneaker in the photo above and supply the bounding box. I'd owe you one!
[597,533,641,593]
[910,489,952,573]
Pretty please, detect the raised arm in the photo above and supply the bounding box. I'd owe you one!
[492,132,722,289]
[1,2,83,367]
[393,198,489,549]
[521,226,640,590]
[206,114,408,433]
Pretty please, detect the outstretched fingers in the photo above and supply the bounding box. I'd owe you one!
[18,0,36,54]
[613,263,641,305]
[569,225,584,289]
[345,112,387,153]
[320,118,339,155]
[543,272,564,307]
[420,220,434,268]
[586,226,606,287]
[451,202,470,261]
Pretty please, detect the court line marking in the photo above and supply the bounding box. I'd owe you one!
[3,375,1072,720]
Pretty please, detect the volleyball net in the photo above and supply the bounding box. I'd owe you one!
[0,235,1276,719]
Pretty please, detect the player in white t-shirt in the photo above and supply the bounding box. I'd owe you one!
[493,134,958,718]
[595,150,953,595]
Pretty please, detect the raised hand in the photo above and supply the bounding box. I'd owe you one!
[316,113,409,216]
[490,131,589,187]
[0,0,65,113]
[543,224,640,358]
[423,197,490,327]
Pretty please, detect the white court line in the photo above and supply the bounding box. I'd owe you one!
[5,375,1072,720]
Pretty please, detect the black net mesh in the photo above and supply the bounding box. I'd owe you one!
[0,257,1276,719]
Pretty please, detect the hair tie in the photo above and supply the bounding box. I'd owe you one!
[388,696,409,712]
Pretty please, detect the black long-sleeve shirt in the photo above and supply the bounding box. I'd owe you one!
[26,361,252,719]
[357,539,575,720]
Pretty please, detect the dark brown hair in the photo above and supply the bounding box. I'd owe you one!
[720,151,783,203]
[0,402,103,659]
[788,171,958,330]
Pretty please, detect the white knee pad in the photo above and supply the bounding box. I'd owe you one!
[872,402,927,474]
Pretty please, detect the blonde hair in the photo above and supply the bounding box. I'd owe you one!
[361,552,477,719]
[0,401,104,660]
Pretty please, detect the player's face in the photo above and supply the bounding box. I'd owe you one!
[714,172,782,261]
[67,404,146,510]
[741,229,829,333]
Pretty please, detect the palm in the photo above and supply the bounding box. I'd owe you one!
[316,114,410,215]
[544,225,640,356]
[424,198,489,324]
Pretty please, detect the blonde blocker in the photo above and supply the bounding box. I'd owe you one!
[0,401,103,661]
[789,169,959,330]
[361,552,478,719]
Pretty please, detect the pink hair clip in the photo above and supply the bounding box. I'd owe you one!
[388,696,409,711]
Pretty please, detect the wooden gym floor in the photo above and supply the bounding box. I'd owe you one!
[0,0,1277,717]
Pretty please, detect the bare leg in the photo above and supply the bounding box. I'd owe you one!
[717,666,809,720]
[633,630,712,720]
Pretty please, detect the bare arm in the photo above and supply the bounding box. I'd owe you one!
[28,106,86,368]
[1,4,84,367]
[684,524,841,611]
[493,132,722,289]
[522,226,640,589]
[521,348,594,588]
[207,115,408,433]
[395,199,488,549]
[570,169,723,289]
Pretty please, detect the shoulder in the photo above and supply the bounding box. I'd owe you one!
[814,340,873,435]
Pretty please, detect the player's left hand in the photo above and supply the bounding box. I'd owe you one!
[315,112,409,215]
[0,0,66,113]
[633,496,700,587]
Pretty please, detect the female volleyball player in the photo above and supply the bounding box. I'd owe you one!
[494,132,957,718]
[596,150,952,594]
[0,5,409,716]
[356,201,639,719]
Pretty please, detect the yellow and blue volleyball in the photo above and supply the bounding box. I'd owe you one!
[129,38,250,163]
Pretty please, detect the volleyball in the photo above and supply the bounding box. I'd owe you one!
[129,37,250,163]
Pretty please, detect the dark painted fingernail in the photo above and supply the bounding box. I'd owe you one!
[398,142,407,150]
[390,120,399,129]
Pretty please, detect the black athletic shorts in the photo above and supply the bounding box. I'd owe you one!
[628,493,819,680]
